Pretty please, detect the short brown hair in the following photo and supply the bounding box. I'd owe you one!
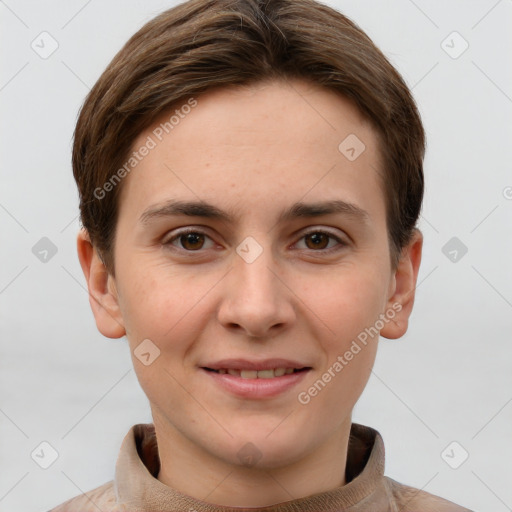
[73,0,425,275]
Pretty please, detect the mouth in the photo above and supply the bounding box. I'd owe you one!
[202,367,310,379]
[199,359,312,399]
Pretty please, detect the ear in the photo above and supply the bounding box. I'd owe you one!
[76,228,126,339]
[380,229,423,340]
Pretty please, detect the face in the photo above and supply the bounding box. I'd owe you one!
[81,78,421,470]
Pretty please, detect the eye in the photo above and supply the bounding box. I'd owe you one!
[295,229,347,252]
[164,228,215,251]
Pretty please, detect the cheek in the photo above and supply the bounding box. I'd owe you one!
[116,262,221,383]
[305,268,385,395]
[118,267,207,410]
[117,259,200,338]
[290,283,383,455]
[296,273,384,428]
[312,265,388,345]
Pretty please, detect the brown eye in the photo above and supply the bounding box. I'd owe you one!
[165,229,214,252]
[179,232,205,250]
[296,230,346,253]
[304,232,330,250]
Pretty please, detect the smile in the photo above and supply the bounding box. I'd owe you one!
[200,361,312,399]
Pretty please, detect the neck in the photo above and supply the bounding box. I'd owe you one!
[154,416,352,508]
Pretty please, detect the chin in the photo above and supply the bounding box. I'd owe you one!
[218,431,310,470]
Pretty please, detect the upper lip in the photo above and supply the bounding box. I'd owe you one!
[201,358,311,371]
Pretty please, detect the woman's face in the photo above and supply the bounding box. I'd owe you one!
[88,78,416,470]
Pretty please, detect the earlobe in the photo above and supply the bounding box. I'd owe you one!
[76,228,126,339]
[380,229,423,340]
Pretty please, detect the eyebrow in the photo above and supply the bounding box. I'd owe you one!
[139,199,370,225]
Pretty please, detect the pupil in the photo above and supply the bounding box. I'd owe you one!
[308,233,327,249]
[183,233,203,250]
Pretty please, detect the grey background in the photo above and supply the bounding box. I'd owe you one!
[1,1,511,511]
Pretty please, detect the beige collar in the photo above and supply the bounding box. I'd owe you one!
[114,422,388,511]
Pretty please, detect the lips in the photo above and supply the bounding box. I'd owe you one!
[201,361,311,399]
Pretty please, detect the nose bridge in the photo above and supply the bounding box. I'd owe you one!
[236,239,277,296]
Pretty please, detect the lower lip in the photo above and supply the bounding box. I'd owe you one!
[201,368,310,399]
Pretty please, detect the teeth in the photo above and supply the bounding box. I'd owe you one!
[214,367,302,379]
[241,370,258,379]
[256,370,274,379]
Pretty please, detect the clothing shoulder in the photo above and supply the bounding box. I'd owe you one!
[384,476,474,512]
[47,480,123,512]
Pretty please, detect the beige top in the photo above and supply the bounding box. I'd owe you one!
[49,422,473,511]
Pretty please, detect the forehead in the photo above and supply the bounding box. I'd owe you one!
[117,78,385,225]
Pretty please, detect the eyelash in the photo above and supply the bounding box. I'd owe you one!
[163,227,348,255]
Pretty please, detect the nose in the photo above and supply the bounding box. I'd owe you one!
[217,240,295,340]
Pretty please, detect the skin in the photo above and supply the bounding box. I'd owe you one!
[77,78,422,507]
